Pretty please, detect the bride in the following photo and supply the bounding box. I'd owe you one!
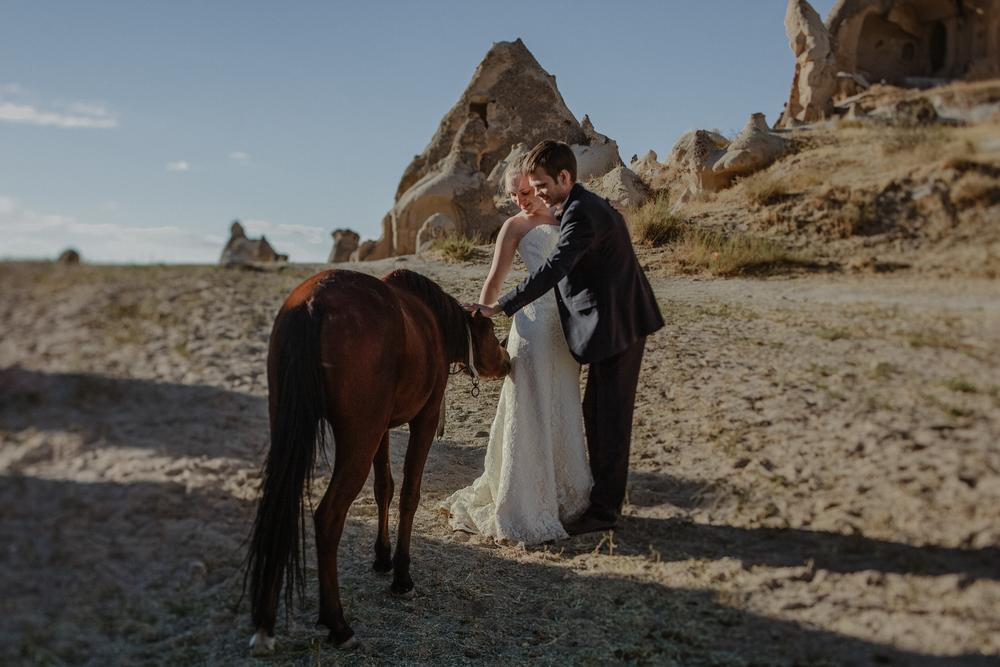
[440,161,592,545]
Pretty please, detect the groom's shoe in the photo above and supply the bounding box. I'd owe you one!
[564,512,617,536]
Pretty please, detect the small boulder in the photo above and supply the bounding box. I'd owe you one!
[588,166,651,208]
[712,113,788,180]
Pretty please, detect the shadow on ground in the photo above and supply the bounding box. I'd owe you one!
[1,366,995,664]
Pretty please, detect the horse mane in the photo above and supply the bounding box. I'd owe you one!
[383,269,469,362]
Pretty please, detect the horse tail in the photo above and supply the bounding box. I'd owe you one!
[244,298,328,630]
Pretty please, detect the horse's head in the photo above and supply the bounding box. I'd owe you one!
[467,310,511,379]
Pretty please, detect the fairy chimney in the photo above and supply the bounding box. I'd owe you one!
[361,38,622,260]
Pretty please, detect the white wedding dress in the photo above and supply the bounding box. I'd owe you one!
[441,224,592,544]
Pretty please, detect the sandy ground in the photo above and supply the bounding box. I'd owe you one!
[1,255,998,666]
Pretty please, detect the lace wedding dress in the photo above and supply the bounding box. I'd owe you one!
[441,224,592,544]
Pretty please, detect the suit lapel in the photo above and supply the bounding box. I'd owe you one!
[556,183,583,230]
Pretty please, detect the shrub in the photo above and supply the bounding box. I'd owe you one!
[435,234,481,263]
[627,195,687,247]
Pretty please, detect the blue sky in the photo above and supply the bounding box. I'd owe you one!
[0,0,837,263]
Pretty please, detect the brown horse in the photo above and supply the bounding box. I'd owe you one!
[244,268,510,654]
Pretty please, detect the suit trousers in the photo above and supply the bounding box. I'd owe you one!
[582,336,646,521]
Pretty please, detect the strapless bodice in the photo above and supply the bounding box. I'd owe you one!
[517,224,560,273]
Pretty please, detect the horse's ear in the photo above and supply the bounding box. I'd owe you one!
[472,309,483,321]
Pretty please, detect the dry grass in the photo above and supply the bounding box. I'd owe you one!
[951,169,1000,208]
[879,126,949,156]
[434,234,482,263]
[675,229,808,277]
[738,171,789,207]
[628,195,687,246]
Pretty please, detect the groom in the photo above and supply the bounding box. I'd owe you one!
[472,140,664,535]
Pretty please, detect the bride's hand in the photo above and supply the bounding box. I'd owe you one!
[463,303,501,318]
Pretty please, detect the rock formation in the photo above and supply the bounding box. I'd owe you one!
[219,220,287,267]
[667,129,733,199]
[350,240,379,263]
[629,150,669,186]
[575,115,624,181]
[587,166,651,208]
[784,0,839,124]
[713,113,789,180]
[416,212,457,253]
[57,248,81,265]
[327,229,360,263]
[779,0,1000,126]
[362,39,621,260]
[641,114,788,205]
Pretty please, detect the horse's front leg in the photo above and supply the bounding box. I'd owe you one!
[391,405,440,597]
[372,430,394,573]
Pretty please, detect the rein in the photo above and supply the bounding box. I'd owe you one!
[449,318,481,397]
[464,320,481,397]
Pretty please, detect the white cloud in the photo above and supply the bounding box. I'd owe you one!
[165,161,191,172]
[229,151,251,162]
[0,84,119,129]
[0,101,119,129]
[0,195,224,263]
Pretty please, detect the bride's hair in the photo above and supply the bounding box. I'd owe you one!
[499,154,528,199]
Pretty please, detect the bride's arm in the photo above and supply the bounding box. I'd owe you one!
[479,217,522,306]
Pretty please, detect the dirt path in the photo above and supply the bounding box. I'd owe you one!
[1,259,997,665]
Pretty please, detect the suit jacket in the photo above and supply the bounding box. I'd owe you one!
[497,183,664,364]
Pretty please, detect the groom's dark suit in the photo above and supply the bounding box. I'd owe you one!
[498,183,664,521]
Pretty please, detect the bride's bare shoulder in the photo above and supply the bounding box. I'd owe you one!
[498,213,530,243]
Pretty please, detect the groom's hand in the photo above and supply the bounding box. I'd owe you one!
[463,303,501,318]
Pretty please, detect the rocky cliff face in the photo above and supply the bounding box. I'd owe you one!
[779,0,1000,127]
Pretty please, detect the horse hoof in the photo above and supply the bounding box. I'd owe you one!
[328,630,359,650]
[390,585,416,599]
[249,629,275,656]
[372,560,393,575]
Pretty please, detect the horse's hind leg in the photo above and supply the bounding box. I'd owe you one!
[314,429,379,648]
[391,406,440,597]
[372,430,393,573]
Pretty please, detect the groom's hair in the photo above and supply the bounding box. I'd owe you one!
[524,140,577,183]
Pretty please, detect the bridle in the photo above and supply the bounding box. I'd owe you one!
[448,318,481,397]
